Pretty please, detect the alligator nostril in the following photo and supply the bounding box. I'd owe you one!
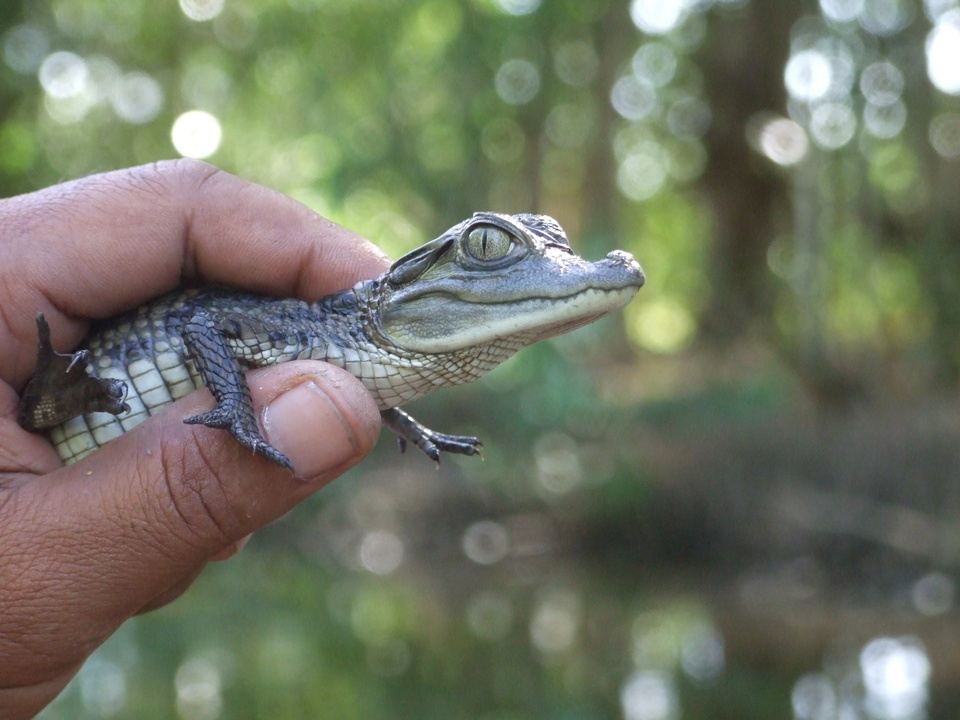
[606,250,642,270]
[604,250,645,286]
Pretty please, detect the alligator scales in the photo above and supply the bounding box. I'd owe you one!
[19,213,645,470]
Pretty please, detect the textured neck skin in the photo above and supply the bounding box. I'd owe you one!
[305,283,527,410]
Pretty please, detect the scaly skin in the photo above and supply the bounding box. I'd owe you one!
[19,212,644,468]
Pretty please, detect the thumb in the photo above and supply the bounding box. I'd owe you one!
[25,359,379,617]
[0,361,379,711]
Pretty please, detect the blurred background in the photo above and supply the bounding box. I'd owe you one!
[3,0,960,717]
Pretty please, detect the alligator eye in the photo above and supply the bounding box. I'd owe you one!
[464,226,515,262]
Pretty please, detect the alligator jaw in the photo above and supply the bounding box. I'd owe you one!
[377,248,644,354]
[525,285,640,342]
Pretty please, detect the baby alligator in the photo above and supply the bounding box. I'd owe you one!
[18,212,645,469]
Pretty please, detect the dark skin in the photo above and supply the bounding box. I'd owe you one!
[0,160,390,719]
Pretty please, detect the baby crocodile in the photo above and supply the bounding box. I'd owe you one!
[18,212,645,469]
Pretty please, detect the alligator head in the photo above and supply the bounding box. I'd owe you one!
[365,212,645,354]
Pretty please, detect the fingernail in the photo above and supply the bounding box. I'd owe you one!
[262,379,365,478]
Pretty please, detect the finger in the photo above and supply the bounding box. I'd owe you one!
[0,361,380,688]
[0,159,391,386]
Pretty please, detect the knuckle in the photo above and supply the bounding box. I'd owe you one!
[112,162,169,199]
[118,159,223,203]
[150,428,235,550]
[161,158,222,193]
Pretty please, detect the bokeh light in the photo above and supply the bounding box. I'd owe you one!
[495,0,541,15]
[860,636,930,719]
[858,0,914,35]
[620,671,678,720]
[863,100,906,138]
[791,674,836,720]
[926,9,960,94]
[78,657,127,717]
[44,92,94,124]
[494,58,540,105]
[632,42,678,88]
[860,60,904,105]
[174,656,223,720]
[785,49,832,102]
[911,572,955,615]
[925,0,959,22]
[179,0,225,22]
[809,101,857,149]
[39,51,87,99]
[611,75,657,121]
[534,432,583,495]
[820,0,865,23]
[358,530,405,575]
[929,111,960,158]
[529,590,579,654]
[461,520,510,565]
[629,298,695,352]
[630,0,687,35]
[679,624,725,683]
[171,110,222,158]
[111,72,164,124]
[759,116,810,166]
[815,36,857,100]
[618,148,667,201]
[3,24,48,74]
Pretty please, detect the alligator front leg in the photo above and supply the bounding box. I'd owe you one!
[181,309,293,470]
[18,313,129,430]
[381,407,483,462]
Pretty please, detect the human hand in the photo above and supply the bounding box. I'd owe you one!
[0,160,389,718]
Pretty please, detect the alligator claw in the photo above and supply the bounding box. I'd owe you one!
[185,404,292,471]
[65,349,90,374]
[425,432,483,458]
[247,439,293,471]
[381,407,483,463]
[184,406,233,429]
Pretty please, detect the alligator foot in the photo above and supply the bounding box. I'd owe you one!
[381,407,483,463]
[184,402,292,470]
[19,313,129,430]
[181,309,292,470]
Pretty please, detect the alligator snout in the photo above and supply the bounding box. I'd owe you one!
[604,250,646,287]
